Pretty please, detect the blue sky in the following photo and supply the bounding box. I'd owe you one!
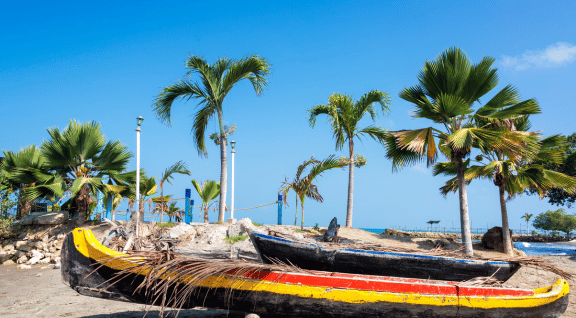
[1,0,576,230]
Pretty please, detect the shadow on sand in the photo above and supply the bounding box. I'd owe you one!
[78,308,250,318]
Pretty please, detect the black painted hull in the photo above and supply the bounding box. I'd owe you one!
[61,230,569,318]
[251,231,518,281]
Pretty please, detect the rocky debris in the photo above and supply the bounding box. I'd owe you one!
[16,264,31,269]
[482,226,513,252]
[1,229,64,267]
[382,228,484,240]
[426,238,452,248]
[167,223,196,239]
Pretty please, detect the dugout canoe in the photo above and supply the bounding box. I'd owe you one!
[249,230,519,281]
[61,228,569,318]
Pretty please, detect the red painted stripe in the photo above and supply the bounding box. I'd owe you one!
[225,269,533,297]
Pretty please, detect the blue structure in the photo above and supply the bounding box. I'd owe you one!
[277,194,283,225]
[185,189,191,224]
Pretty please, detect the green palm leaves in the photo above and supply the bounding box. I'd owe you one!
[192,180,220,223]
[309,90,391,227]
[154,54,271,223]
[386,47,542,256]
[280,155,345,230]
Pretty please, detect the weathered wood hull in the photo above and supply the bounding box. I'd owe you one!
[62,229,569,318]
[251,231,519,281]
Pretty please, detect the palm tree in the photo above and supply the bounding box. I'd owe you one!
[385,47,541,256]
[158,161,191,222]
[279,158,323,226]
[31,120,132,225]
[191,180,220,223]
[435,133,576,255]
[285,155,344,231]
[522,213,533,232]
[154,55,271,223]
[309,91,391,227]
[129,174,158,222]
[0,146,61,218]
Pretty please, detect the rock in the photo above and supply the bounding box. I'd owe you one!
[39,258,50,264]
[42,234,50,243]
[204,226,227,244]
[245,314,260,318]
[15,241,27,249]
[57,233,65,240]
[18,244,33,252]
[0,253,10,263]
[322,217,340,242]
[482,226,513,252]
[227,223,246,238]
[3,244,14,252]
[53,256,61,264]
[20,212,66,225]
[34,241,45,249]
[239,218,255,233]
[18,232,28,239]
[167,223,196,239]
[17,255,28,264]
[28,250,44,259]
[48,247,56,253]
[14,250,25,258]
[27,256,42,265]
[3,260,15,266]
[17,264,31,269]
[53,263,61,269]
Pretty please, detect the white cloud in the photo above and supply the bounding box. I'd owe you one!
[412,163,429,174]
[500,42,576,71]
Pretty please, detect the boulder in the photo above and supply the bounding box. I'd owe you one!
[18,244,33,252]
[204,226,228,244]
[15,241,27,249]
[482,226,513,252]
[167,223,196,239]
[28,256,42,265]
[239,218,255,233]
[39,258,50,264]
[19,212,66,225]
[227,222,246,238]
[16,255,28,264]
[2,260,15,266]
[34,241,45,249]
[0,253,10,263]
[28,250,43,259]
[3,244,14,252]
[16,264,31,269]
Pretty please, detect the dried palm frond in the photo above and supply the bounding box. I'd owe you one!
[96,250,311,317]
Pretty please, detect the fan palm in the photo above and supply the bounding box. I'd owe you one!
[435,133,576,255]
[158,161,191,221]
[128,174,158,222]
[385,47,541,256]
[191,180,220,223]
[285,155,344,231]
[279,158,323,226]
[0,146,63,218]
[29,120,132,225]
[154,54,271,223]
[309,91,391,227]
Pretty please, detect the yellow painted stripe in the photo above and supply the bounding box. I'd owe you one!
[72,228,568,309]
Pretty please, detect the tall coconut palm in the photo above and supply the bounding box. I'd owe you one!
[385,47,541,256]
[522,213,533,232]
[154,55,271,223]
[279,158,323,226]
[285,155,344,231]
[309,91,391,227]
[435,133,576,255]
[158,161,191,222]
[33,120,132,225]
[191,180,220,223]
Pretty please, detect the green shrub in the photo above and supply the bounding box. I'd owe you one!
[157,222,177,228]
[225,235,248,245]
[252,222,262,226]
[313,223,320,231]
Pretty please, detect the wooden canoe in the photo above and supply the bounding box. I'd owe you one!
[61,228,569,317]
[249,231,519,281]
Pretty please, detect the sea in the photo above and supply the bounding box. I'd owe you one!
[361,228,576,256]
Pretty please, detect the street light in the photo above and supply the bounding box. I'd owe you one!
[229,140,236,222]
[135,116,143,226]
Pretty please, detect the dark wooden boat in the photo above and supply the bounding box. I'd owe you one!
[249,230,519,281]
[61,228,569,318]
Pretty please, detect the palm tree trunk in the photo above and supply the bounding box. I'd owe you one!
[499,185,513,256]
[160,186,164,223]
[301,202,305,231]
[217,110,227,223]
[76,184,91,226]
[294,195,298,226]
[346,139,354,227]
[455,156,474,256]
[17,197,31,219]
[204,205,209,223]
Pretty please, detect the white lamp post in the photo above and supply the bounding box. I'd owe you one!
[135,116,143,226]
[229,140,236,223]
